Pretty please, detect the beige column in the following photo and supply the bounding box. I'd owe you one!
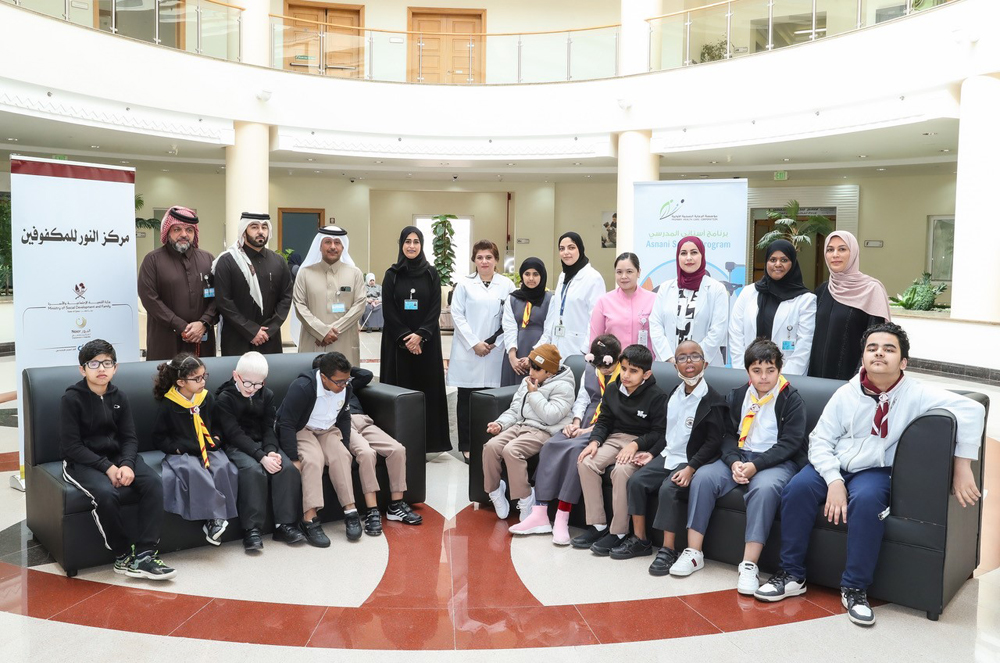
[950,76,1000,323]
[619,0,665,75]
[240,0,271,67]
[225,122,270,248]
[616,130,659,253]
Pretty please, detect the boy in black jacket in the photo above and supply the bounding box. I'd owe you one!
[60,339,175,580]
[275,351,360,546]
[611,340,728,575]
[214,351,304,552]
[574,345,668,556]
[661,339,805,589]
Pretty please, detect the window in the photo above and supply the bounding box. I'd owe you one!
[414,215,472,273]
[926,215,954,282]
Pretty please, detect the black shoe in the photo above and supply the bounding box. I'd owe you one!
[301,517,331,548]
[243,528,263,552]
[648,548,680,576]
[590,532,623,557]
[274,523,306,545]
[610,534,653,560]
[203,519,228,546]
[570,526,606,550]
[344,511,363,541]
[125,550,177,580]
[364,509,383,537]
[386,501,423,525]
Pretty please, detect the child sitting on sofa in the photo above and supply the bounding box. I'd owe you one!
[484,343,576,525]
[61,339,176,579]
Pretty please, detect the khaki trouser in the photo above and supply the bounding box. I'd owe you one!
[349,414,407,495]
[483,424,551,501]
[578,432,641,535]
[297,425,354,512]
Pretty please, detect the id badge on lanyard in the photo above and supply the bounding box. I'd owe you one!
[637,314,649,346]
[782,325,795,352]
[202,274,214,298]
[555,279,570,337]
[404,288,419,311]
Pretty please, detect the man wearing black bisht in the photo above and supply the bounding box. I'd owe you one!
[212,212,293,355]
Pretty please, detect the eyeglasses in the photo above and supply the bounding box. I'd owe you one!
[84,359,116,370]
[324,375,353,388]
[236,374,264,389]
[675,353,705,364]
[183,373,209,384]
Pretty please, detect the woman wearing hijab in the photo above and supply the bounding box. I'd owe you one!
[729,239,817,375]
[379,227,452,453]
[501,257,553,387]
[649,236,730,366]
[589,252,658,357]
[361,272,384,332]
[809,231,891,380]
[535,232,607,358]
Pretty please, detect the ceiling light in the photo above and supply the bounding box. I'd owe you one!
[858,155,868,159]
[940,149,951,153]
[699,175,709,178]
[507,162,516,166]
[573,162,582,166]
[877,168,886,171]
[307,158,315,161]
[161,169,169,172]
[375,160,383,164]
[922,132,938,136]
[220,166,225,169]
[314,170,321,174]
[440,162,450,166]
[585,175,591,178]
[6,138,17,142]
[782,158,790,162]
[91,145,100,149]
[406,173,412,177]
[120,160,129,164]
[710,161,718,164]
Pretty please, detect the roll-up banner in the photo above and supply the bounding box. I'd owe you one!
[9,156,139,490]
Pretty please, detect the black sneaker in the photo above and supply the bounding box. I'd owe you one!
[243,528,263,552]
[301,517,331,548]
[344,510,363,541]
[754,570,807,602]
[570,526,607,550]
[610,535,653,560]
[125,550,177,580]
[203,519,228,546]
[648,548,680,576]
[364,509,383,537]
[590,532,623,557]
[113,548,134,575]
[841,587,876,626]
[274,523,307,545]
[386,501,423,525]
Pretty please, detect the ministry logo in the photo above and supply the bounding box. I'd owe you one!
[74,283,87,299]
[659,198,685,220]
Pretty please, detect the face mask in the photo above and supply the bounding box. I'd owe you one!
[677,366,705,387]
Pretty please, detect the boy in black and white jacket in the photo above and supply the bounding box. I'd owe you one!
[755,323,985,626]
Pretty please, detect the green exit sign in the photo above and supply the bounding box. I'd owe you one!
[773,171,788,181]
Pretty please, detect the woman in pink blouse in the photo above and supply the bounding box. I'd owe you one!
[589,252,657,358]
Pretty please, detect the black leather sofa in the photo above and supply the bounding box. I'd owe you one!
[469,355,989,620]
[24,352,426,576]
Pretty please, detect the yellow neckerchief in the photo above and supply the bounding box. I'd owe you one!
[521,302,532,328]
[590,363,622,425]
[738,376,789,448]
[165,386,216,468]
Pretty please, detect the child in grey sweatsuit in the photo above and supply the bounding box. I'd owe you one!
[483,343,576,522]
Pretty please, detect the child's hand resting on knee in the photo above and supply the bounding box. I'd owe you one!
[486,422,502,435]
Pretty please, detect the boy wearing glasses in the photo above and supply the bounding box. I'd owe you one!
[609,340,727,574]
[276,351,362,546]
[214,351,304,552]
[61,339,176,579]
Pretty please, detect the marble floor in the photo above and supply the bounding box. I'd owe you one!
[0,342,998,661]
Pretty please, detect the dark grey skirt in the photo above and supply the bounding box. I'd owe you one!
[162,450,239,521]
[361,302,384,330]
[532,431,593,504]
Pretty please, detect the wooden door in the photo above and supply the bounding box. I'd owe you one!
[324,6,364,78]
[285,5,325,73]
[284,3,363,77]
[408,10,485,84]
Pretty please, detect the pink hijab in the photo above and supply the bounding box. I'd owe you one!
[676,236,707,291]
[825,231,892,320]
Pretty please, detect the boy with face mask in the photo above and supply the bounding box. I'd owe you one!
[214,351,304,551]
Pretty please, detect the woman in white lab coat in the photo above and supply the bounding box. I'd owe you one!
[649,236,730,366]
[729,239,816,375]
[536,232,606,358]
[448,239,516,456]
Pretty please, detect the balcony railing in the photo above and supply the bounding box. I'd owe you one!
[269,15,621,85]
[4,0,243,62]
[647,0,956,70]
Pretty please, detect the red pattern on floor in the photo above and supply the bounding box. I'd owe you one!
[0,505,846,648]
[0,452,19,472]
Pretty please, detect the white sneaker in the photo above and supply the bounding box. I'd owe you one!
[489,480,510,519]
[668,548,705,577]
[517,487,535,522]
[754,570,807,602]
[737,561,760,595]
[842,587,876,626]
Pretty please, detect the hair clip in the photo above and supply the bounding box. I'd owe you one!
[603,356,614,366]
[584,353,595,362]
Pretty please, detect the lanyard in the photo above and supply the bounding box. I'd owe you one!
[559,279,571,322]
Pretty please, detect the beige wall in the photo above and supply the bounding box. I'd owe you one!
[554,182,618,287]
[134,170,228,260]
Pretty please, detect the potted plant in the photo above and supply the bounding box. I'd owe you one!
[890,273,948,311]
[431,214,457,287]
[755,199,834,251]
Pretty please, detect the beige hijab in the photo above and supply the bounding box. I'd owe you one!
[825,231,892,320]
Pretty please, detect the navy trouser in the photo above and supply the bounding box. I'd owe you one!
[779,464,891,590]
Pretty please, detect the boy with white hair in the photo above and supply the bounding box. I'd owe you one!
[213,351,304,551]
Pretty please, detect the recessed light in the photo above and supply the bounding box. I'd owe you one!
[375,160,383,164]
[161,169,169,172]
[782,158,790,162]
[858,155,868,158]
[220,166,225,169]
[120,160,129,164]
[91,145,100,149]
[306,158,315,161]
[507,163,516,166]
[843,176,848,179]
[877,168,886,171]
[314,170,321,174]
[710,160,718,164]
[6,138,17,142]
[922,132,938,136]
[440,162,450,166]
[406,173,412,177]
[940,149,951,153]
[699,175,709,178]
[573,162,582,166]
[585,175,591,178]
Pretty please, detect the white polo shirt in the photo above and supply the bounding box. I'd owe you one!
[306,369,347,431]
[662,379,708,469]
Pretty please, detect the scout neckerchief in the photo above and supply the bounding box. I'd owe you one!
[521,302,532,328]
[165,386,216,468]
[859,368,905,438]
[738,376,789,448]
[590,364,622,425]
